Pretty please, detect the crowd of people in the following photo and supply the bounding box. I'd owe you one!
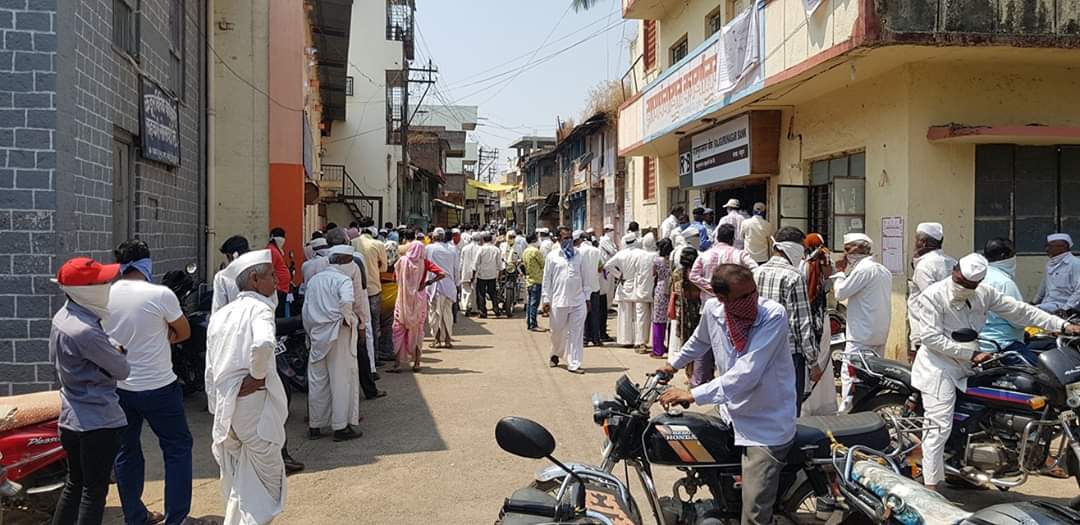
[42,199,1080,525]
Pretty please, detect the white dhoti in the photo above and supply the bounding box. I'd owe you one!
[550,303,587,371]
[429,294,454,344]
[220,391,287,525]
[460,282,476,312]
[355,289,375,369]
[307,325,360,431]
[616,301,651,346]
[839,340,883,413]
[801,321,838,416]
[920,386,954,486]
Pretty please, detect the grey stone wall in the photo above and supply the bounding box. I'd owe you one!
[0,0,205,394]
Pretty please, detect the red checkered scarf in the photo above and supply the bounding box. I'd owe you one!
[724,292,759,353]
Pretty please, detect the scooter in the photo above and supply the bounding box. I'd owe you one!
[0,391,67,523]
[163,263,212,396]
[495,371,894,524]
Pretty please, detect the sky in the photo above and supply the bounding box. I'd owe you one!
[413,0,635,176]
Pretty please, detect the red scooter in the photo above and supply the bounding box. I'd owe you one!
[0,391,67,522]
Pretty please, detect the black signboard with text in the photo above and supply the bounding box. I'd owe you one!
[140,78,180,167]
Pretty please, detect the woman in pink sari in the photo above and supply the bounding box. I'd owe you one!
[389,241,446,372]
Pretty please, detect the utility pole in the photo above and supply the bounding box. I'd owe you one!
[399,57,436,225]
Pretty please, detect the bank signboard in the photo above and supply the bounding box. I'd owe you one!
[679,114,751,188]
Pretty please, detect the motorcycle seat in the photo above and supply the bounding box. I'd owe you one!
[863,355,912,383]
[0,391,61,433]
[792,413,890,459]
[274,316,304,337]
[962,501,1080,525]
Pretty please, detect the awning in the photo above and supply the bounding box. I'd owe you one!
[432,198,464,210]
[467,179,516,192]
[927,124,1080,145]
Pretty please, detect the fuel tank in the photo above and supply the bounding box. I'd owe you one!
[1039,345,1080,387]
[644,412,739,466]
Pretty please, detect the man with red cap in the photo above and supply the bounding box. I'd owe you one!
[49,257,129,525]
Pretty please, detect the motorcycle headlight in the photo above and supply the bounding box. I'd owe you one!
[1067,382,1080,409]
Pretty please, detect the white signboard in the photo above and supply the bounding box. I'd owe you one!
[882,216,905,275]
[604,173,616,204]
[687,114,750,187]
[641,7,759,140]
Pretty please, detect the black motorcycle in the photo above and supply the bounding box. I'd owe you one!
[497,265,521,317]
[495,371,893,524]
[846,328,1080,493]
[163,264,212,396]
[274,316,309,396]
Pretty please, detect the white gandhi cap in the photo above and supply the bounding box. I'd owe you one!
[328,244,354,256]
[958,253,988,281]
[309,237,328,250]
[231,249,273,275]
[843,233,873,246]
[916,222,944,241]
[604,224,615,231]
[623,232,638,244]
[1048,233,1074,248]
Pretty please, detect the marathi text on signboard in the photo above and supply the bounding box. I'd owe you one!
[679,114,751,188]
[140,78,180,167]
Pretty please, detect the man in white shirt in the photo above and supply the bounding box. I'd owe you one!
[473,233,504,318]
[910,253,1080,489]
[107,240,200,525]
[657,264,796,525]
[830,233,893,413]
[542,227,597,374]
[538,228,555,259]
[717,199,745,249]
[459,235,480,316]
[303,245,362,442]
[908,222,956,351]
[604,232,655,351]
[740,202,775,264]
[212,235,250,314]
[205,251,289,525]
[300,237,330,283]
[1034,233,1080,313]
[659,206,684,242]
[579,230,606,347]
[500,230,523,270]
[426,228,459,347]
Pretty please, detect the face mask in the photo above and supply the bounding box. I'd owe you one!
[121,257,153,282]
[773,240,804,266]
[846,253,870,266]
[989,257,1016,277]
[950,280,977,302]
[61,283,113,321]
[560,239,576,260]
[272,236,286,250]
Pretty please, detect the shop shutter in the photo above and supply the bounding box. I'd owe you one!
[644,20,657,72]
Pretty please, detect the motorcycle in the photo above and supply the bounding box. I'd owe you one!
[847,328,1080,493]
[0,391,67,523]
[497,265,521,318]
[494,371,894,524]
[163,263,212,396]
[830,440,1080,524]
[275,316,309,396]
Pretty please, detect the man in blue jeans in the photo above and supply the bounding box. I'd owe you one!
[523,233,546,332]
[105,240,206,525]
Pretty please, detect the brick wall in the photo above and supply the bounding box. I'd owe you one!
[0,0,205,394]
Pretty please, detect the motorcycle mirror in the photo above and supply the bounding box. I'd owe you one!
[185,263,198,275]
[495,416,556,459]
[951,328,979,343]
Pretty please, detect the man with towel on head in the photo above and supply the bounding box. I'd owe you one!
[910,253,1080,490]
[205,249,289,524]
[909,222,956,352]
[831,233,893,413]
[1034,233,1080,313]
[303,244,362,443]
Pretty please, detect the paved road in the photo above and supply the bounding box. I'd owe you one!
[101,313,1076,524]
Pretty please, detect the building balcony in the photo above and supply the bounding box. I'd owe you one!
[621,0,672,20]
[618,0,1080,157]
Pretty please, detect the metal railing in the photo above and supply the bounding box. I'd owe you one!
[322,164,383,225]
[621,54,644,99]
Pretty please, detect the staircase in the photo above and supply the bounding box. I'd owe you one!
[321,164,383,226]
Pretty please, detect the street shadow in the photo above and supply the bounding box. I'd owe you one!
[416,367,481,375]
[452,316,496,336]
[443,344,491,351]
[580,366,630,374]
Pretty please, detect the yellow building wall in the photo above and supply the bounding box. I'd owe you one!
[210,0,271,272]
[762,0,859,78]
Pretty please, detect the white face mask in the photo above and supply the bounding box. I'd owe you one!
[272,236,286,250]
[989,257,1017,277]
[62,283,113,321]
[950,280,978,302]
[846,253,870,266]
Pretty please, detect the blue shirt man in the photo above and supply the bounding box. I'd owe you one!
[979,238,1038,365]
[690,207,712,251]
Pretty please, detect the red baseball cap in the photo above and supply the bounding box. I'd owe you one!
[55,257,121,286]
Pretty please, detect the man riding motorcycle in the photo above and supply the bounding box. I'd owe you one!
[909,252,1080,490]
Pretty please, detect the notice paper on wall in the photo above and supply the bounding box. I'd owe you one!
[881,216,905,275]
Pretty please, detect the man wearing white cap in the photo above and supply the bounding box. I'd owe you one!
[718,198,745,249]
[910,253,1080,490]
[213,236,251,314]
[1034,233,1080,313]
[426,228,459,347]
[303,245,362,442]
[205,249,289,524]
[830,233,892,413]
[604,232,656,351]
[300,237,330,284]
[659,206,685,242]
[909,222,957,352]
[538,228,555,259]
[543,227,597,373]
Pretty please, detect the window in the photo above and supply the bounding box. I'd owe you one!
[975,145,1080,254]
[707,6,724,36]
[808,152,866,250]
[386,0,413,41]
[112,0,138,58]
[385,70,404,144]
[345,76,354,97]
[643,157,656,201]
[169,0,185,99]
[668,186,687,212]
[643,20,657,72]
[670,35,688,66]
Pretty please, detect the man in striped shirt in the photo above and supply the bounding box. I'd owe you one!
[752,226,818,415]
